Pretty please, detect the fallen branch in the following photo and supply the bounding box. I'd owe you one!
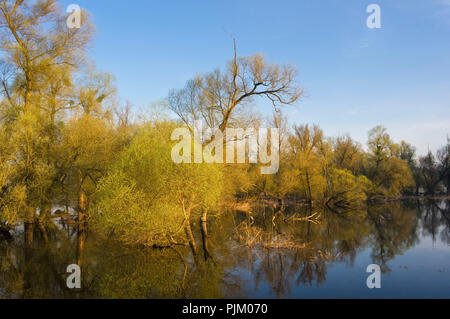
[285,212,321,225]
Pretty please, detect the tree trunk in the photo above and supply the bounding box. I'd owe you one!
[77,172,88,272]
[24,222,34,248]
[78,170,88,230]
[36,221,48,244]
[37,204,51,244]
[185,221,198,256]
[183,205,198,257]
[305,171,313,206]
[77,228,86,267]
[200,209,213,262]
[23,228,34,298]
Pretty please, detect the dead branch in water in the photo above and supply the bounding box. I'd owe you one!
[262,236,307,250]
[285,212,321,225]
[234,222,307,250]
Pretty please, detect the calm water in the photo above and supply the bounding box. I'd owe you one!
[1,199,449,299]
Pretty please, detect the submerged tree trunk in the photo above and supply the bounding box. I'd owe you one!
[183,204,198,257]
[24,221,34,248]
[77,186,88,267]
[24,206,36,248]
[182,201,200,261]
[200,209,213,262]
[305,170,313,206]
[36,221,48,244]
[36,204,51,244]
[23,226,34,298]
[185,221,197,256]
[23,219,34,297]
[77,227,87,267]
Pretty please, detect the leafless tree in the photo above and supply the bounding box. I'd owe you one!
[168,42,304,133]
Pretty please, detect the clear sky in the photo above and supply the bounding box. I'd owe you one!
[60,0,450,154]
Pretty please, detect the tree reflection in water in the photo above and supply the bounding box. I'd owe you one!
[1,200,449,298]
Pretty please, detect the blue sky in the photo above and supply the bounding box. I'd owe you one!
[61,0,450,154]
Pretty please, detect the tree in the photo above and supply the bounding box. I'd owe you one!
[419,151,441,195]
[333,135,363,175]
[168,44,303,134]
[255,109,295,202]
[288,124,325,204]
[399,141,419,195]
[57,114,122,222]
[0,0,93,113]
[167,47,303,225]
[92,122,223,247]
[0,0,94,234]
[437,138,450,195]
[325,169,371,208]
[367,126,392,166]
[365,126,414,198]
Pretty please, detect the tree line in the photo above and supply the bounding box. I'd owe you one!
[0,0,448,247]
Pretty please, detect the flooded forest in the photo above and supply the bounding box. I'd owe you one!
[0,0,449,299]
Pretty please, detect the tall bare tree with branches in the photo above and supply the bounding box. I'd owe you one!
[168,42,304,134]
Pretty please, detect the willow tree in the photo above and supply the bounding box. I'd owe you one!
[364,126,414,198]
[0,0,93,113]
[333,135,364,175]
[287,124,325,204]
[254,109,296,206]
[92,122,223,248]
[54,71,121,225]
[0,0,94,238]
[168,47,304,226]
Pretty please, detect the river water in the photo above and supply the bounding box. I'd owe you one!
[1,199,449,299]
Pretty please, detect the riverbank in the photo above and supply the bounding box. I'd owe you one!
[225,194,450,213]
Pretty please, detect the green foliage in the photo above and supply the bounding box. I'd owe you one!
[0,0,104,225]
[326,169,371,207]
[364,126,415,198]
[92,122,223,247]
[333,135,363,174]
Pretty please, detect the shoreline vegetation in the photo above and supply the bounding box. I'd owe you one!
[232,194,450,209]
[0,1,449,252]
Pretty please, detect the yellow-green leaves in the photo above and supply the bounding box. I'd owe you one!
[92,122,223,247]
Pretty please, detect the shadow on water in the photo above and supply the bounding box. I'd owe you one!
[1,199,449,298]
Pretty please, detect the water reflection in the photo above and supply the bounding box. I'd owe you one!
[1,199,449,299]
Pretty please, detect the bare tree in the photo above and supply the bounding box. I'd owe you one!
[168,42,304,133]
[437,137,450,195]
